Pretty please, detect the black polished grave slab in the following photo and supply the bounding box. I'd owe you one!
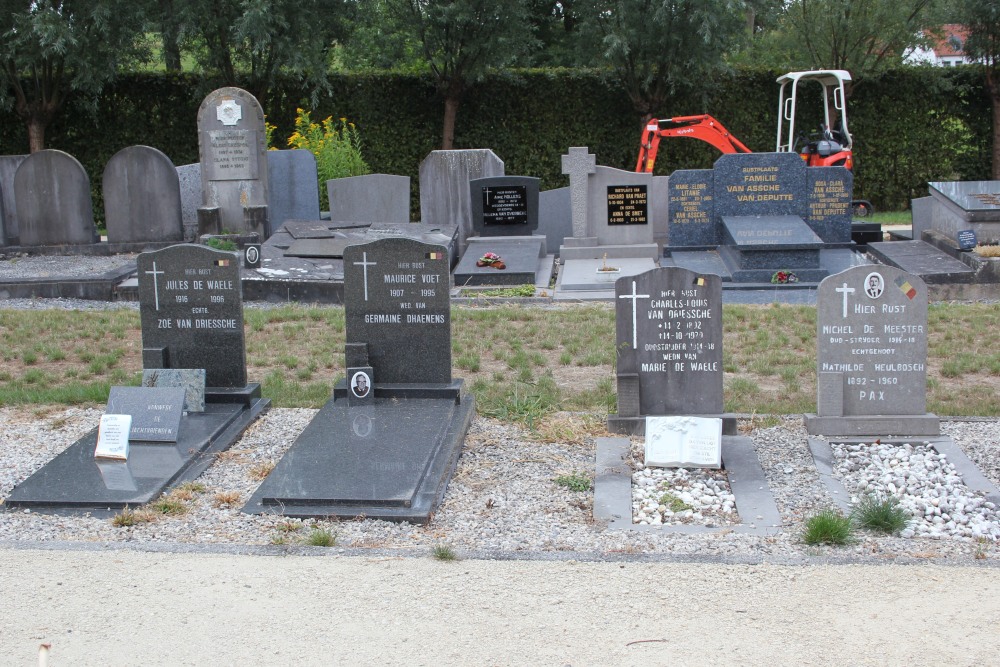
[718,215,828,282]
[453,238,547,287]
[866,240,976,284]
[243,385,474,522]
[138,244,247,388]
[469,176,540,236]
[6,387,268,514]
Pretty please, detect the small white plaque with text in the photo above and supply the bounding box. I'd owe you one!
[645,416,722,468]
[95,414,131,460]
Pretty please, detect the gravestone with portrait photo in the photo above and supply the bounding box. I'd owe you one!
[245,236,475,523]
[5,243,270,513]
[805,264,939,436]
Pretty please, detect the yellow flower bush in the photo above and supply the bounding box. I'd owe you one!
[287,108,370,195]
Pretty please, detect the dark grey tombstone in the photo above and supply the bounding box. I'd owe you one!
[14,150,98,246]
[713,152,808,221]
[137,244,247,388]
[609,267,725,435]
[343,237,451,383]
[0,155,27,245]
[667,169,717,246]
[327,173,411,223]
[176,163,202,241]
[107,386,186,442]
[103,146,184,244]
[806,265,938,436]
[538,186,572,255]
[244,236,474,523]
[806,167,853,242]
[196,87,270,239]
[469,176,540,237]
[453,237,546,287]
[419,149,504,249]
[142,368,207,412]
[267,149,320,228]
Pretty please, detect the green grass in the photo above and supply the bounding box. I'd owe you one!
[431,543,458,561]
[305,527,337,547]
[868,210,911,225]
[852,494,910,535]
[554,472,592,492]
[802,509,855,545]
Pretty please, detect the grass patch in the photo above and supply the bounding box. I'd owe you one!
[554,472,592,492]
[802,509,855,545]
[658,491,692,513]
[110,506,157,527]
[213,491,242,507]
[431,543,458,561]
[150,496,189,516]
[248,461,276,481]
[851,494,910,535]
[305,527,337,547]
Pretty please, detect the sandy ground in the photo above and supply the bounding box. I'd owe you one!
[2,546,999,666]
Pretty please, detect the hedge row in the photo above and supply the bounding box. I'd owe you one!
[0,67,991,220]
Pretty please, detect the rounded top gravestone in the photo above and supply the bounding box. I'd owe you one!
[14,150,98,246]
[103,145,183,244]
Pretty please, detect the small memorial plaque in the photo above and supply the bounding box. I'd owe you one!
[347,366,374,406]
[607,185,648,225]
[244,243,262,268]
[645,416,722,468]
[957,229,978,251]
[142,368,206,412]
[94,414,132,460]
[203,129,259,181]
[482,185,528,225]
[107,386,185,442]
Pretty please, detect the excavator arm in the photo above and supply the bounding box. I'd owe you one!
[636,114,752,173]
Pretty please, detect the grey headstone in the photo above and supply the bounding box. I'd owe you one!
[103,146,184,244]
[538,187,573,254]
[667,169,716,246]
[928,181,1000,244]
[587,167,665,246]
[806,167,853,242]
[327,173,411,223]
[197,87,270,238]
[713,152,808,221]
[561,147,597,238]
[176,163,202,241]
[469,176,540,237]
[107,386,186,442]
[418,149,504,248]
[142,368,206,412]
[0,155,27,245]
[14,150,98,246]
[267,149,320,228]
[815,265,928,417]
[614,267,723,417]
[137,244,247,388]
[343,237,451,384]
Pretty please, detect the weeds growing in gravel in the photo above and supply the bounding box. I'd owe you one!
[431,543,458,561]
[554,472,592,492]
[305,527,336,547]
[802,509,855,545]
[248,461,276,481]
[150,496,189,516]
[658,491,693,513]
[212,491,242,507]
[111,506,157,527]
[851,494,910,535]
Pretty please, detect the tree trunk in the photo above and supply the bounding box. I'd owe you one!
[27,117,47,154]
[442,95,459,150]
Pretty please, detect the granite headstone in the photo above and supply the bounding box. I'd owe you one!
[343,237,451,384]
[609,267,723,434]
[196,87,270,239]
[14,150,98,246]
[137,244,247,388]
[107,386,186,442]
[713,152,807,221]
[0,155,27,245]
[806,167,853,242]
[176,163,202,240]
[267,149,320,228]
[667,169,716,246]
[807,265,937,435]
[103,145,184,244]
[419,149,504,248]
[469,176,540,237]
[327,174,411,223]
[538,186,573,255]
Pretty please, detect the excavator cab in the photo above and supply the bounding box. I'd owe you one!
[775,70,854,170]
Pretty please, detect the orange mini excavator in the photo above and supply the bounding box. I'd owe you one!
[636,70,872,215]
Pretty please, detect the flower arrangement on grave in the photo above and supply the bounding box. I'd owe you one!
[476,251,506,269]
[771,270,799,284]
[597,253,619,272]
[974,244,1000,258]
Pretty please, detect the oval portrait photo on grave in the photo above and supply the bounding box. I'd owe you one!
[351,371,371,398]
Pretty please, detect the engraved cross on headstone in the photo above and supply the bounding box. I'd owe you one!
[353,251,377,301]
[145,261,165,311]
[619,280,650,350]
[561,147,597,238]
[836,282,855,318]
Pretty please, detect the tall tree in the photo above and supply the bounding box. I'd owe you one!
[0,0,148,152]
[579,0,747,121]
[177,0,353,107]
[782,0,938,78]
[960,0,1000,178]
[396,0,537,149]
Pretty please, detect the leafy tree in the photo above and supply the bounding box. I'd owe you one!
[0,0,148,152]
[959,0,1000,178]
[578,0,747,122]
[394,0,537,149]
[176,0,354,107]
[780,0,939,80]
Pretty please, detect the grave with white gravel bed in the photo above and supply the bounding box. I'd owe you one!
[632,466,738,526]
[832,440,1000,540]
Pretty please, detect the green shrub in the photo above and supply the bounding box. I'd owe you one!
[802,509,855,545]
[852,494,910,535]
